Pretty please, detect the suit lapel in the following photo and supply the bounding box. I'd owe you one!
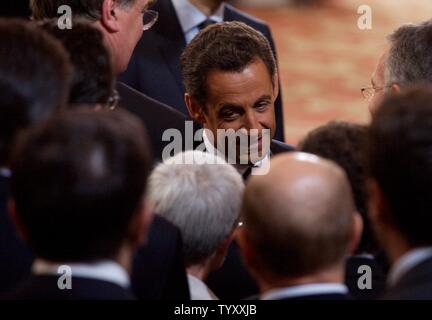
[154,0,187,92]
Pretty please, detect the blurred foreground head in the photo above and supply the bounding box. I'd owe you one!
[238,152,361,293]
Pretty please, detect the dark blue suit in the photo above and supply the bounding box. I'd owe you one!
[119,0,285,142]
[0,175,33,295]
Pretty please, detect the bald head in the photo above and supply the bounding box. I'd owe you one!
[241,152,356,278]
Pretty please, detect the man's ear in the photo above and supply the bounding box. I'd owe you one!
[211,230,236,271]
[129,199,154,248]
[100,0,121,33]
[391,83,401,93]
[184,93,206,124]
[367,178,393,229]
[349,212,363,254]
[8,199,28,242]
[236,227,256,273]
[272,73,280,100]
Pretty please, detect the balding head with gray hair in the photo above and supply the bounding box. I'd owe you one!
[147,151,244,267]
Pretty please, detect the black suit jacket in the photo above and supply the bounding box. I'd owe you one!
[131,215,190,300]
[345,255,386,300]
[274,293,351,301]
[383,256,432,300]
[206,142,295,300]
[0,175,33,295]
[116,82,199,163]
[7,275,134,300]
[119,0,285,141]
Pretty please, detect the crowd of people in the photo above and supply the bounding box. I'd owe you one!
[1,0,432,300]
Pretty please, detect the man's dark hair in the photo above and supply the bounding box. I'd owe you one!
[30,0,135,21]
[0,19,71,166]
[300,121,377,254]
[39,20,115,107]
[180,21,277,109]
[10,109,151,262]
[368,86,432,247]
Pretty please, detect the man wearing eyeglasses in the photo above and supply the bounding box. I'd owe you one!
[119,0,286,142]
[363,20,432,114]
[29,0,191,301]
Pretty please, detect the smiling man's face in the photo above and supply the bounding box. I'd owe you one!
[194,58,277,163]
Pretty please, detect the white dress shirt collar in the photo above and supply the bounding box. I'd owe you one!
[187,274,219,300]
[32,259,130,289]
[172,0,225,43]
[0,167,11,178]
[387,247,432,287]
[202,129,270,175]
[261,283,349,300]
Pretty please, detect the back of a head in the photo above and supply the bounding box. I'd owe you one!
[369,86,432,247]
[148,151,244,266]
[0,19,71,166]
[10,108,151,262]
[242,153,355,278]
[30,0,134,20]
[387,20,432,86]
[299,121,376,254]
[39,20,115,107]
[180,21,277,107]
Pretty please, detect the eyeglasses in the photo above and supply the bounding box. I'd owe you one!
[143,10,158,31]
[361,85,391,101]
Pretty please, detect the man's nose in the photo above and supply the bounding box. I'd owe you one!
[244,110,261,131]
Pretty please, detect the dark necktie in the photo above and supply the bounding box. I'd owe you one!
[198,19,216,31]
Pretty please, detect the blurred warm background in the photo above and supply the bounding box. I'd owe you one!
[233,0,432,144]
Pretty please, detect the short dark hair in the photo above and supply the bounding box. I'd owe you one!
[368,86,432,247]
[180,21,277,109]
[0,19,71,166]
[39,20,115,107]
[30,0,135,21]
[300,121,378,254]
[11,109,151,262]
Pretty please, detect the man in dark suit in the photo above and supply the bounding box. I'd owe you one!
[119,0,285,142]
[30,0,196,162]
[238,153,362,300]
[368,87,432,300]
[300,121,388,299]
[35,16,191,300]
[132,215,190,300]
[178,21,293,299]
[0,19,71,295]
[8,109,153,300]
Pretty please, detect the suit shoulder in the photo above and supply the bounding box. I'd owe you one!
[116,82,187,120]
[271,139,296,155]
[225,4,270,32]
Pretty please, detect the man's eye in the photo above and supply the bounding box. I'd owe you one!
[222,111,239,120]
[255,102,270,110]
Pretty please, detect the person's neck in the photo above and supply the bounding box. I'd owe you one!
[187,260,212,281]
[380,227,411,266]
[188,0,222,16]
[115,245,134,274]
[259,263,345,294]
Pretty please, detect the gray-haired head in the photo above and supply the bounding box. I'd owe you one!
[147,150,244,266]
[386,20,432,87]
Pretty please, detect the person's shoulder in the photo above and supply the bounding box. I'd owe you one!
[271,139,296,155]
[7,275,135,300]
[116,82,187,120]
[224,3,270,31]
